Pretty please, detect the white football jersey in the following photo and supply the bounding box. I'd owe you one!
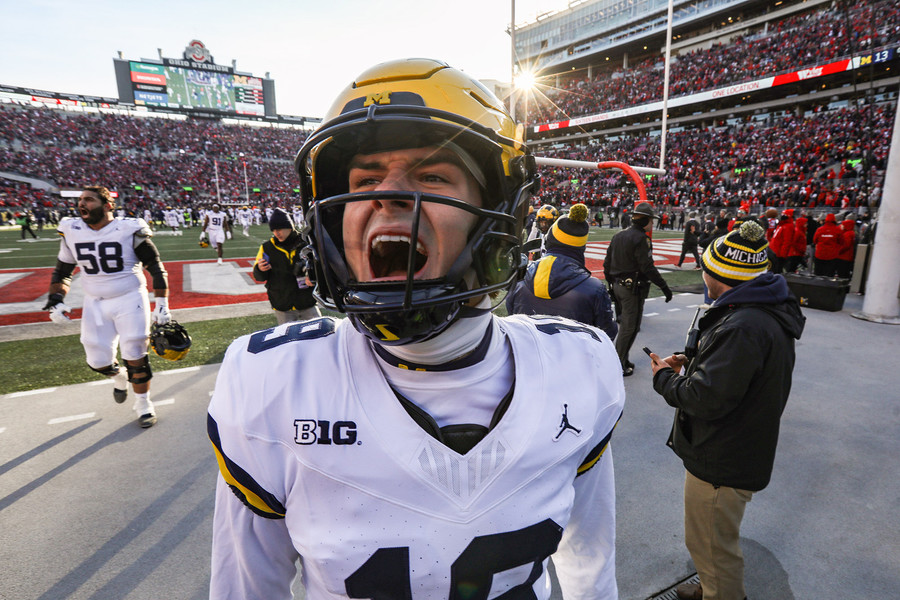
[57,217,152,299]
[206,210,228,232]
[209,314,624,599]
[164,209,180,227]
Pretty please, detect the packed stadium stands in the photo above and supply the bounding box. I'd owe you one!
[0,0,896,220]
[514,0,899,122]
[0,105,308,215]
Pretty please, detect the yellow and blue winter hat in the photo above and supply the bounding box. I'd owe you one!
[700,219,769,286]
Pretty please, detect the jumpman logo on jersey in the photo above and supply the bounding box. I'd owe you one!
[555,404,581,440]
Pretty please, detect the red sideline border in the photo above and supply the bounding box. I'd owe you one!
[0,259,267,327]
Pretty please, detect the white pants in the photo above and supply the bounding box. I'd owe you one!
[209,229,226,246]
[80,288,151,368]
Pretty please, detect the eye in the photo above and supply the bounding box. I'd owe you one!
[420,172,450,184]
[349,174,382,191]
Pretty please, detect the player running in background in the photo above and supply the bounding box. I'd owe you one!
[208,58,625,600]
[43,186,171,428]
[200,203,232,265]
[236,205,253,237]
[163,206,181,234]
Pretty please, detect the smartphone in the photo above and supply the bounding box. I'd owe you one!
[642,346,654,357]
[262,253,269,262]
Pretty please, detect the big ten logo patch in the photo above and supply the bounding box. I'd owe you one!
[294,419,358,445]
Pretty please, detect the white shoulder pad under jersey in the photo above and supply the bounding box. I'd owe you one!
[209,314,624,599]
[57,217,150,298]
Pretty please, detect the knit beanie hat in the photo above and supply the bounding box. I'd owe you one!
[701,220,770,286]
[545,204,590,263]
[268,208,294,231]
[547,204,589,248]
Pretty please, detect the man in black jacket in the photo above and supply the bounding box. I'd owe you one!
[648,220,805,600]
[676,211,701,269]
[252,208,320,324]
[506,203,617,339]
[603,202,673,376]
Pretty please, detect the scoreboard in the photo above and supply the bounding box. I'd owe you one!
[114,43,276,118]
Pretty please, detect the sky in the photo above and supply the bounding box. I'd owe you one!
[0,0,566,119]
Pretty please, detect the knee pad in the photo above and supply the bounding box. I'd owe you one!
[90,363,121,377]
[125,356,153,385]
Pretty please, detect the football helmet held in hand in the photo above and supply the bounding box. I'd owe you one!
[150,321,192,361]
[43,292,72,323]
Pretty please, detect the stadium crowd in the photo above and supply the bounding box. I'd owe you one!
[515,0,900,122]
[0,0,895,222]
[533,102,891,214]
[0,105,307,217]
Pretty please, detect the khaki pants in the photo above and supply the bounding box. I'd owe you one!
[684,470,753,600]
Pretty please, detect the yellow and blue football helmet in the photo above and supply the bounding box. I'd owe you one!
[294,58,540,345]
[150,321,192,361]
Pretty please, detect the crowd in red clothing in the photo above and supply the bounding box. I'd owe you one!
[0,104,309,213]
[766,209,857,278]
[0,49,893,219]
[516,0,900,123]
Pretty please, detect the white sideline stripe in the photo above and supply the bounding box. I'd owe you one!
[668,308,681,312]
[644,312,660,317]
[88,380,111,386]
[158,366,201,375]
[8,388,57,398]
[154,398,175,406]
[48,412,96,425]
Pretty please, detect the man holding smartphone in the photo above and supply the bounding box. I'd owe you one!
[252,208,320,324]
[647,220,804,600]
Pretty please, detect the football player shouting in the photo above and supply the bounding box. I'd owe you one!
[44,186,170,428]
[208,59,625,599]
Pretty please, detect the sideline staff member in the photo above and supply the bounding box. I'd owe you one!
[252,207,320,324]
[603,201,672,376]
[649,221,804,600]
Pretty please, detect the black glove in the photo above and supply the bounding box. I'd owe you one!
[662,287,674,303]
[43,292,65,311]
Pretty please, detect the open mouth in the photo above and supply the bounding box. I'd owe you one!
[369,234,427,280]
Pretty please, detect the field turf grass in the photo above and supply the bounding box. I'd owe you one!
[0,223,700,393]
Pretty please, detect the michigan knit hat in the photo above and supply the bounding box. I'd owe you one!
[268,208,294,231]
[701,220,770,286]
[547,204,590,248]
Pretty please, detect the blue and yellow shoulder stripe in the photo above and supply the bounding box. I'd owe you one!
[208,414,286,519]
[576,409,623,477]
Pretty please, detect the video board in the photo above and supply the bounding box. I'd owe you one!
[126,61,266,116]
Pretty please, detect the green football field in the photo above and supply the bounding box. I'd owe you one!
[0,223,699,394]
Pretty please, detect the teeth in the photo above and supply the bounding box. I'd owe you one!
[371,234,426,254]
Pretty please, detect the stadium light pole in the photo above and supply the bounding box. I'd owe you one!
[239,152,250,205]
[659,0,675,172]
